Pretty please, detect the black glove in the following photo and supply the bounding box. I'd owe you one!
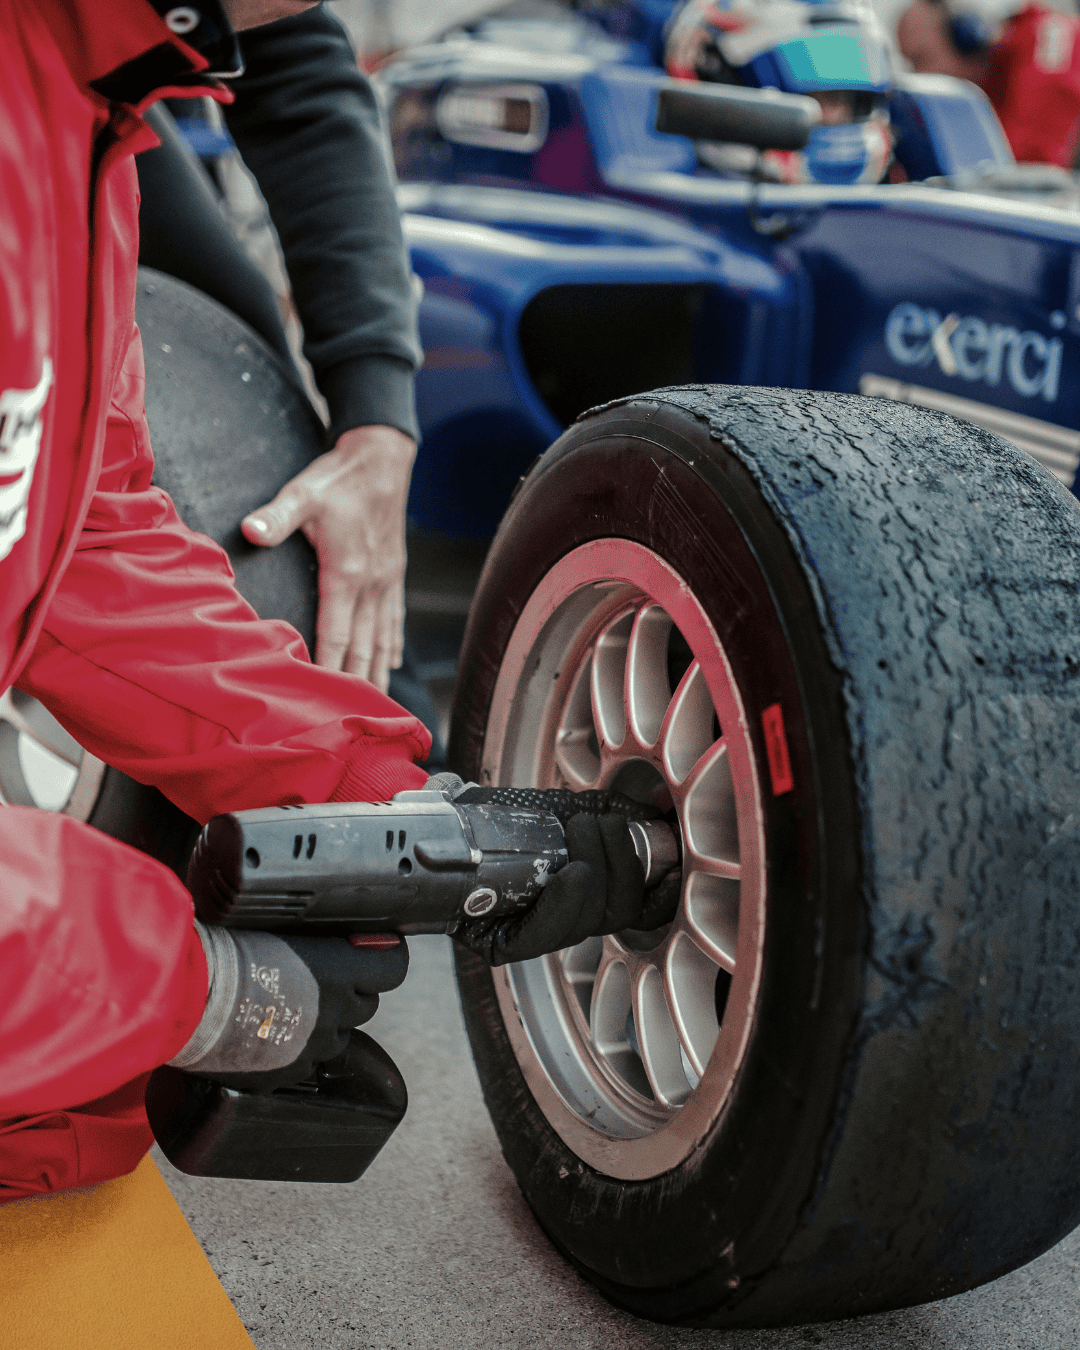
[451,812,680,966]
[168,924,409,1094]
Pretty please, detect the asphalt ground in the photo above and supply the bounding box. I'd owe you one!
[159,935,1080,1350]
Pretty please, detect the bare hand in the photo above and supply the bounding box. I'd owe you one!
[241,425,417,691]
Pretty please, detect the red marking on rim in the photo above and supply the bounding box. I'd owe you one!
[762,703,794,796]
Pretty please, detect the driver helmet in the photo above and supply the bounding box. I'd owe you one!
[665,0,895,185]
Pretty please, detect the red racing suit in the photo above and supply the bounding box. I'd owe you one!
[0,0,430,1202]
[979,5,1080,167]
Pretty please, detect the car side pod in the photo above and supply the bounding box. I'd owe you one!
[655,79,820,151]
[145,1030,408,1183]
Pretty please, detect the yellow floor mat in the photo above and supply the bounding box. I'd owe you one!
[0,1154,255,1350]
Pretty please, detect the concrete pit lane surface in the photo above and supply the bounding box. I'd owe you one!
[158,937,1080,1350]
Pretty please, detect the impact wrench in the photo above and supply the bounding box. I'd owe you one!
[146,778,679,1182]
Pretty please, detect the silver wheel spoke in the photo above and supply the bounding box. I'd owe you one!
[561,936,603,1020]
[634,964,692,1107]
[686,853,741,881]
[660,660,715,785]
[64,754,107,822]
[555,654,600,789]
[0,688,82,767]
[0,688,104,818]
[680,873,739,975]
[682,740,739,868]
[590,612,632,752]
[0,721,36,807]
[590,951,647,1093]
[666,932,722,1079]
[625,604,672,748]
[590,949,631,1051]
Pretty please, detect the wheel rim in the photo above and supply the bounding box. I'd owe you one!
[0,688,105,820]
[482,539,766,1180]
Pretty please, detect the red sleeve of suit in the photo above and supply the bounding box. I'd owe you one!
[19,328,430,821]
[980,5,1080,168]
[0,323,430,1202]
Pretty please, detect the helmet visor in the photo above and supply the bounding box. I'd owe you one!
[765,26,892,92]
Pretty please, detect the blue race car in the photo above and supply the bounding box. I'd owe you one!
[385,0,1080,536]
[378,0,1080,1329]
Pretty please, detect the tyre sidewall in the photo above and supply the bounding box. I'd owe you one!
[451,403,864,1319]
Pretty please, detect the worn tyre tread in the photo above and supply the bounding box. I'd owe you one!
[452,383,1080,1326]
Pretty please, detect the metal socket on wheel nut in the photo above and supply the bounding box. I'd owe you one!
[464,887,499,917]
[628,820,681,887]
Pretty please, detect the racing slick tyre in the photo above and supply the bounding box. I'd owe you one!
[449,384,1080,1326]
[0,269,322,873]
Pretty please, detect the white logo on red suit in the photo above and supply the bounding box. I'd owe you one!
[0,358,53,562]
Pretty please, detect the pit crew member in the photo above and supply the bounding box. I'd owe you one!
[138,5,422,697]
[897,0,1080,168]
[0,0,642,1204]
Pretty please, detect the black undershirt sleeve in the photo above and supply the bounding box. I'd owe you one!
[224,6,421,443]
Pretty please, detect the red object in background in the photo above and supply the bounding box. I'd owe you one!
[0,0,430,1205]
[980,4,1080,167]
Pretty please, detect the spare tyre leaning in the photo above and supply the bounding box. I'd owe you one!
[0,268,321,872]
[449,384,1080,1326]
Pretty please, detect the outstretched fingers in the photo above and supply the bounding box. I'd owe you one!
[315,566,363,674]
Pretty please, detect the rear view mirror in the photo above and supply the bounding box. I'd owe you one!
[656,81,821,151]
